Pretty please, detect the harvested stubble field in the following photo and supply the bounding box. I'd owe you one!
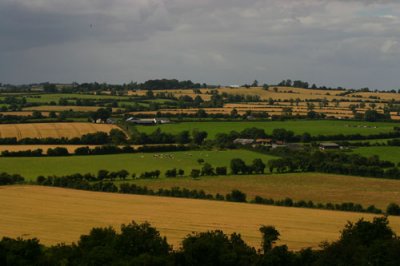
[0,150,276,180]
[1,185,400,250]
[0,122,120,140]
[124,172,400,209]
[135,120,396,138]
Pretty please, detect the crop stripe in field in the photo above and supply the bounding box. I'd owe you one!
[88,123,99,133]
[13,125,22,140]
[33,124,43,139]
[51,123,62,138]
[70,123,82,138]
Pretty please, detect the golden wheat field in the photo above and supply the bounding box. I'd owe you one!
[1,186,400,250]
[0,123,121,140]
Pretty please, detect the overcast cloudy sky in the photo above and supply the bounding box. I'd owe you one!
[1,0,400,89]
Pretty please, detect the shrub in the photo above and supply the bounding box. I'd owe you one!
[226,190,247,202]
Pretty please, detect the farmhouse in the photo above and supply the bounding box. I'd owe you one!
[319,143,341,150]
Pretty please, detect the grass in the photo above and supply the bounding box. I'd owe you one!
[1,185,400,250]
[353,146,400,164]
[0,150,276,180]
[0,122,120,140]
[136,120,397,138]
[120,172,400,209]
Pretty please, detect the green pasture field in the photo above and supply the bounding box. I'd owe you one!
[0,150,275,180]
[347,138,392,144]
[352,146,400,164]
[122,172,400,209]
[136,120,397,138]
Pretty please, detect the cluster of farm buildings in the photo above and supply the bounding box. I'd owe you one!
[233,138,341,151]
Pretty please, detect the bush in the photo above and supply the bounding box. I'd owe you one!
[47,147,69,156]
[165,168,177,178]
[0,172,24,185]
[386,203,400,216]
[226,190,247,202]
[215,167,227,175]
[190,169,201,178]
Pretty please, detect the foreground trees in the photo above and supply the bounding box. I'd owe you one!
[1,217,399,265]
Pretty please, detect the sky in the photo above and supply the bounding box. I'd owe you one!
[0,0,400,89]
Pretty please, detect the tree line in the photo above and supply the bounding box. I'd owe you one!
[263,149,400,180]
[1,144,189,157]
[0,129,127,145]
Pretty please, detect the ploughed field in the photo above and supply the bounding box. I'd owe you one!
[1,185,400,250]
[135,120,397,139]
[0,122,120,140]
[0,150,277,180]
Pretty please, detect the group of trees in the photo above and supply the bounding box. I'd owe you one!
[139,79,204,90]
[0,172,24,185]
[2,217,400,265]
[230,158,266,175]
[1,144,159,157]
[165,168,185,178]
[0,130,127,145]
[130,128,208,145]
[265,150,400,180]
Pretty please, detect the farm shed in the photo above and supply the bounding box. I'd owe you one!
[233,138,255,145]
[319,143,341,150]
[255,138,273,145]
[126,117,157,125]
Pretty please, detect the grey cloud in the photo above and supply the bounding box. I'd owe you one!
[1,0,400,89]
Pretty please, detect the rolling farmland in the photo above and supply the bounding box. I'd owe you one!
[1,185,400,250]
[0,122,120,140]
